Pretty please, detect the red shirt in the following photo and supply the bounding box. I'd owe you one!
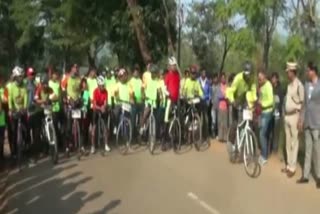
[164,70,180,102]
[93,88,108,108]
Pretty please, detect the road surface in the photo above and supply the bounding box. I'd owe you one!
[3,142,320,214]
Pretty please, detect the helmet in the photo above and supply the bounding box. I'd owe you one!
[40,74,49,84]
[118,68,126,76]
[243,61,253,74]
[12,66,24,77]
[168,56,177,66]
[97,75,105,85]
[149,64,159,73]
[26,67,35,76]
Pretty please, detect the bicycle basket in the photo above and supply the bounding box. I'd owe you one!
[122,103,131,112]
[189,97,201,105]
[243,109,253,121]
[71,109,81,119]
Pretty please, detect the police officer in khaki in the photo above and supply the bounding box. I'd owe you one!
[283,62,304,177]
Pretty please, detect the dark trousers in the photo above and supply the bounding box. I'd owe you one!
[0,127,5,159]
[268,116,281,153]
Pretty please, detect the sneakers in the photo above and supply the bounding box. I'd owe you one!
[113,127,117,135]
[105,144,111,152]
[90,146,95,154]
[259,156,268,165]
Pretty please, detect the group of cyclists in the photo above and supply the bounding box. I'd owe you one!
[1,55,257,167]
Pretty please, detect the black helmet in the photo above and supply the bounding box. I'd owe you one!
[243,61,253,74]
[40,73,49,84]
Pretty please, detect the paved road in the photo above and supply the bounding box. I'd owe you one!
[3,142,320,214]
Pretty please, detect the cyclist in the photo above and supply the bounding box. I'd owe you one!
[226,61,257,120]
[86,66,98,109]
[164,57,180,124]
[140,64,161,135]
[34,74,58,154]
[113,68,134,131]
[8,66,28,158]
[49,70,63,148]
[130,66,143,139]
[90,75,111,154]
[65,63,83,153]
[105,68,117,106]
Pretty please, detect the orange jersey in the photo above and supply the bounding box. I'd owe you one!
[60,74,70,91]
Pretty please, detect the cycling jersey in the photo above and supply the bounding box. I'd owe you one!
[130,77,143,103]
[226,72,257,107]
[67,76,81,100]
[49,80,60,112]
[61,73,70,91]
[114,82,133,103]
[145,78,159,108]
[165,70,180,102]
[105,77,117,105]
[8,82,28,111]
[142,70,151,88]
[182,78,204,99]
[258,80,274,113]
[87,77,98,100]
[93,88,108,109]
[82,90,90,112]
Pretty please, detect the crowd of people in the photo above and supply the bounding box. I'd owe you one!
[0,57,319,189]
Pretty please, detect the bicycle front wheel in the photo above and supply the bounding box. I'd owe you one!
[98,118,107,155]
[116,117,132,155]
[193,114,204,151]
[48,123,58,164]
[169,118,181,153]
[148,114,156,154]
[72,120,82,160]
[243,128,260,178]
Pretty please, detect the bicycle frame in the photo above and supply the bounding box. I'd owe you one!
[235,113,254,154]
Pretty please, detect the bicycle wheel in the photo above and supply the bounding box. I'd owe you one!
[243,128,260,177]
[48,123,58,165]
[169,118,181,153]
[99,118,107,155]
[17,124,24,171]
[116,117,132,155]
[193,114,204,151]
[148,114,156,154]
[72,120,82,160]
[226,122,238,163]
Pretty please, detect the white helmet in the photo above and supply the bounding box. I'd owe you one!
[168,56,177,66]
[12,66,24,77]
[97,75,105,85]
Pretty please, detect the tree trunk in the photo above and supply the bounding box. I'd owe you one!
[219,35,230,76]
[263,37,271,71]
[162,0,175,55]
[127,0,152,65]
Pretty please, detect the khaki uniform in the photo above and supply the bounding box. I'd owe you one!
[284,77,304,172]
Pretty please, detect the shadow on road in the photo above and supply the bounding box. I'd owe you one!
[3,160,121,214]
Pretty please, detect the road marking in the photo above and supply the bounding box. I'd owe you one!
[187,192,221,214]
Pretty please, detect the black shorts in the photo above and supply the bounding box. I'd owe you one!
[91,110,108,126]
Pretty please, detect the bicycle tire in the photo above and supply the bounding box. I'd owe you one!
[72,120,82,160]
[116,117,132,155]
[226,122,238,163]
[243,128,260,178]
[148,114,156,154]
[17,123,23,171]
[169,118,181,153]
[48,123,58,165]
[99,118,107,155]
[193,114,203,151]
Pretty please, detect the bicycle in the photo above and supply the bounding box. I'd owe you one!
[168,102,181,153]
[140,98,157,154]
[183,97,204,151]
[116,100,132,155]
[96,110,108,156]
[69,106,85,160]
[42,105,58,164]
[13,111,27,171]
[227,107,260,177]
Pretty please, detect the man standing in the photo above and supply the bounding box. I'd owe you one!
[297,62,320,188]
[283,62,304,177]
[270,72,284,156]
[257,71,274,165]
